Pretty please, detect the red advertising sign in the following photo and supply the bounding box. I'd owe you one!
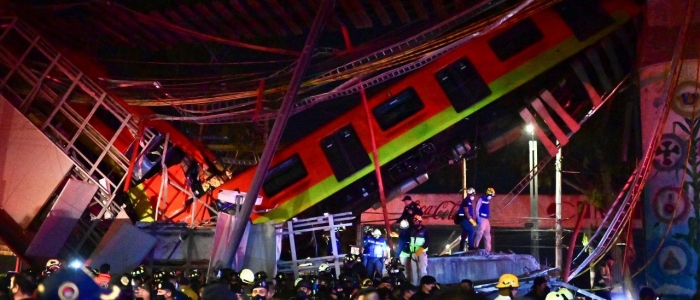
[361,194,641,228]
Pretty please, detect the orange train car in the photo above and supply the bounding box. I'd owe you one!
[211,0,642,224]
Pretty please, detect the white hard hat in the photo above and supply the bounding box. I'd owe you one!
[399,219,409,229]
[372,229,382,237]
[466,187,476,195]
[319,263,330,273]
[240,268,255,284]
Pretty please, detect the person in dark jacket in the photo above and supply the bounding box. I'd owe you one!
[457,188,478,251]
[399,216,429,286]
[408,276,435,300]
[396,196,423,257]
[522,276,549,300]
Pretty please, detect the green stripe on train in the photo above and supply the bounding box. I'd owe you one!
[255,10,632,224]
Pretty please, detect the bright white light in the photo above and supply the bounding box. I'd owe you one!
[445,244,450,248]
[69,260,82,269]
[525,124,534,134]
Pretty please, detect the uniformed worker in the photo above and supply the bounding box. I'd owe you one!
[400,215,429,286]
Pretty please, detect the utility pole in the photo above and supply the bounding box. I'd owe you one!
[462,158,468,198]
[555,142,563,270]
[527,124,539,260]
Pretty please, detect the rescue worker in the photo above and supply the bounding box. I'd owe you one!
[474,187,495,252]
[409,276,436,300]
[523,276,549,300]
[293,279,313,300]
[458,188,478,251]
[593,256,615,300]
[399,215,429,286]
[251,279,274,300]
[396,196,423,256]
[494,273,519,300]
[179,277,199,300]
[94,263,111,289]
[362,228,389,280]
[274,272,294,300]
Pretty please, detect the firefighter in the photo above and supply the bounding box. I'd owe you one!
[494,273,519,300]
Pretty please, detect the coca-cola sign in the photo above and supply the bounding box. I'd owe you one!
[421,199,460,221]
[361,194,638,228]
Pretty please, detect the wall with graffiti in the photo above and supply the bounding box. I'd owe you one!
[641,60,700,298]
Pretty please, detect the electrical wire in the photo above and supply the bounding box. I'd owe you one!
[568,0,696,281]
[123,0,557,110]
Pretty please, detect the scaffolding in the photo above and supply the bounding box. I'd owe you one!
[0,17,157,257]
[276,212,354,278]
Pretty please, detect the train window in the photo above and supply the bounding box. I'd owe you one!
[436,58,492,112]
[488,18,543,61]
[372,88,424,131]
[262,154,308,197]
[321,124,371,182]
[555,0,613,41]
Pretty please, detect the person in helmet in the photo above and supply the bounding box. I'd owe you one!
[544,288,574,300]
[474,187,495,252]
[410,276,436,300]
[494,273,519,300]
[273,273,294,300]
[457,188,478,251]
[240,269,256,286]
[339,274,360,300]
[255,271,268,282]
[523,276,549,300]
[319,263,331,275]
[93,263,111,289]
[362,228,389,281]
[43,259,61,278]
[399,215,429,286]
[294,279,314,300]
[396,196,423,257]
[342,254,368,280]
[251,279,274,300]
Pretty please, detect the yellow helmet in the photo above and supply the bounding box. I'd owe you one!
[558,288,574,300]
[495,273,519,288]
[545,292,561,300]
[486,187,495,196]
[544,288,574,300]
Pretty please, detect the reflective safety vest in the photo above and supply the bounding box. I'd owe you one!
[363,236,387,258]
[408,227,428,253]
[478,196,490,219]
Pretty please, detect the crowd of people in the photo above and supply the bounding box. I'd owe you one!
[2,254,661,300]
[0,189,676,299]
[0,254,585,300]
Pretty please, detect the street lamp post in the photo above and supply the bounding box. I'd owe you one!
[525,124,539,260]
